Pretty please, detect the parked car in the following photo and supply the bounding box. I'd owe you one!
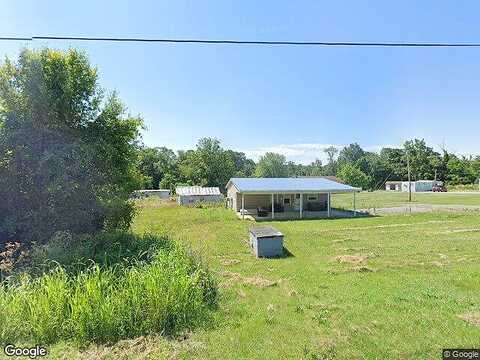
[432,184,447,192]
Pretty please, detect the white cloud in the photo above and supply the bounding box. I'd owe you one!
[240,143,401,165]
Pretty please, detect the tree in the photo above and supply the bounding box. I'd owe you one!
[337,164,371,189]
[137,146,178,189]
[337,143,365,167]
[404,139,441,181]
[178,138,235,189]
[255,152,288,177]
[0,49,143,246]
[323,146,339,175]
[225,150,256,177]
[380,147,407,180]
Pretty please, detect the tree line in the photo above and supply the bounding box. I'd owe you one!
[138,138,480,191]
[2,48,479,249]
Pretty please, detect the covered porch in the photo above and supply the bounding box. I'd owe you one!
[237,191,359,220]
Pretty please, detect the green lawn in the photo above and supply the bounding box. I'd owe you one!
[46,199,480,359]
[333,190,480,210]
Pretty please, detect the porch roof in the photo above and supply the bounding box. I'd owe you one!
[227,177,360,194]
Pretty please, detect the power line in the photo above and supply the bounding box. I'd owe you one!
[0,37,32,41]
[1,35,480,47]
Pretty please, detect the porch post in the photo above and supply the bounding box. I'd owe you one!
[353,191,356,217]
[241,193,245,220]
[327,192,331,218]
[299,193,303,219]
[271,193,275,220]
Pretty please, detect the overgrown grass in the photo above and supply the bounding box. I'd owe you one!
[0,234,217,345]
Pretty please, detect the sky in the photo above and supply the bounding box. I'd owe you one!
[1,1,479,164]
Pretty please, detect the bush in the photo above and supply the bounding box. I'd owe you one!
[0,238,217,345]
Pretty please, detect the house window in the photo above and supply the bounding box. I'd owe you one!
[284,198,290,205]
[307,195,318,201]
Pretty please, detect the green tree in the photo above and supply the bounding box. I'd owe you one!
[337,164,371,189]
[404,139,442,181]
[137,146,178,189]
[178,138,235,188]
[0,49,143,245]
[225,150,256,177]
[380,147,407,180]
[337,143,365,167]
[255,152,288,177]
[323,146,339,175]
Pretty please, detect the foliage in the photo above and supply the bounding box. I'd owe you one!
[0,234,217,345]
[404,139,442,181]
[337,163,371,189]
[137,146,178,189]
[225,150,256,177]
[254,152,288,177]
[0,49,143,246]
[323,146,339,175]
[178,138,236,188]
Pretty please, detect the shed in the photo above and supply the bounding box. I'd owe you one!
[176,186,224,205]
[249,226,284,258]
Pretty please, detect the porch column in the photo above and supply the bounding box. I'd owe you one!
[353,191,356,217]
[327,192,331,218]
[299,193,303,219]
[271,193,275,220]
[241,193,245,220]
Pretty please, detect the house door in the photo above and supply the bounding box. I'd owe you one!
[283,194,292,210]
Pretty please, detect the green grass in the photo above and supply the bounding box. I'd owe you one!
[19,196,480,359]
[332,190,480,210]
[0,234,216,346]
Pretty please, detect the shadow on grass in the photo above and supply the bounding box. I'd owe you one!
[282,247,295,258]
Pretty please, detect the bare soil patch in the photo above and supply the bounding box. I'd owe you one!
[219,271,277,288]
[458,312,480,326]
[335,255,368,264]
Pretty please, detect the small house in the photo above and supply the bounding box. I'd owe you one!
[226,177,360,220]
[176,186,224,205]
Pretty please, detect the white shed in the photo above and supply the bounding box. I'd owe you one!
[176,186,224,205]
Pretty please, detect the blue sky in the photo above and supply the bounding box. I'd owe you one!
[1,1,479,164]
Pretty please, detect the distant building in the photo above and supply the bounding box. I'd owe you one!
[133,189,170,199]
[385,181,402,191]
[401,180,442,192]
[176,186,224,205]
[386,180,442,192]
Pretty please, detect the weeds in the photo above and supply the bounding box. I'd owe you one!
[0,235,217,345]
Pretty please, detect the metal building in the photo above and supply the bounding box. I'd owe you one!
[176,186,224,205]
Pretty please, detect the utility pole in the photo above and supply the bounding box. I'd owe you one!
[406,150,412,202]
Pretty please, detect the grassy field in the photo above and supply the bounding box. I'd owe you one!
[42,197,480,359]
[333,190,480,210]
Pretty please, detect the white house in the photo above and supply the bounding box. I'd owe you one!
[226,177,360,220]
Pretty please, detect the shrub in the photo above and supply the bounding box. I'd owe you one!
[0,240,217,345]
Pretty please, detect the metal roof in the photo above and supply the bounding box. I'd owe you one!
[249,226,283,238]
[227,177,360,193]
[176,186,221,196]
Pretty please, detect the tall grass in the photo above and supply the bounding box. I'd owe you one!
[0,238,217,345]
